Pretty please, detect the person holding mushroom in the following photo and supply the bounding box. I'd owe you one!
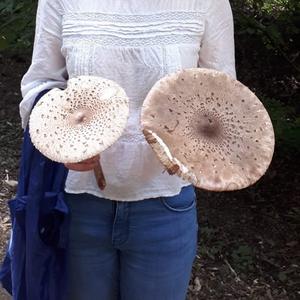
[1,1,238,299]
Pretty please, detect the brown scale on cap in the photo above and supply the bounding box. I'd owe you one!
[29,75,129,190]
[141,68,275,191]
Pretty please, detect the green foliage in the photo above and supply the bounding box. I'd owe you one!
[231,245,255,272]
[262,97,300,151]
[232,0,300,71]
[199,226,256,272]
[0,0,37,52]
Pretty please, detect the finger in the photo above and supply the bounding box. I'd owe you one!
[65,161,99,171]
[81,155,100,164]
[65,164,95,172]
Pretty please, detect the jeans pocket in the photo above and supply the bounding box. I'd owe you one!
[38,192,69,248]
[160,185,196,212]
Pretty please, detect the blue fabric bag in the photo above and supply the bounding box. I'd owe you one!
[0,90,69,300]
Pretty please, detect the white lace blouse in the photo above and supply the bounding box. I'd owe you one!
[20,0,236,201]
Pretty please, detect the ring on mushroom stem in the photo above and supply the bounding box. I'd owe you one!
[29,75,130,190]
[141,68,275,192]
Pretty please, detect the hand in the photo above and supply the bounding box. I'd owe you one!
[64,155,100,171]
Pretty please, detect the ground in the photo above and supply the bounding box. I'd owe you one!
[0,55,299,299]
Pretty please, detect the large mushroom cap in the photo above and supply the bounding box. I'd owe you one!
[141,68,275,191]
[29,75,129,163]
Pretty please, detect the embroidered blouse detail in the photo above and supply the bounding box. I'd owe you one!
[62,11,205,47]
[20,0,236,201]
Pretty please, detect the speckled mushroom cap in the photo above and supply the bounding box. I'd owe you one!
[29,75,129,163]
[141,68,275,191]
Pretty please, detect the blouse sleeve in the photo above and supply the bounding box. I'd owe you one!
[197,0,236,79]
[20,0,68,129]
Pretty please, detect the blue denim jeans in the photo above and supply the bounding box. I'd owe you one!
[64,185,198,300]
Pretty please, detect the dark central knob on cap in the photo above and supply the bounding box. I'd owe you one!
[74,111,87,124]
[72,108,91,125]
[197,113,222,139]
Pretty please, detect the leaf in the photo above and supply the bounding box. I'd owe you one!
[247,28,256,34]
[3,179,18,187]
[278,272,288,282]
[0,35,8,50]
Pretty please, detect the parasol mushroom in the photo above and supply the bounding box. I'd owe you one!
[29,75,129,190]
[141,68,275,191]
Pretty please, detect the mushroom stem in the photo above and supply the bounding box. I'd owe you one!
[166,164,180,175]
[94,159,106,190]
